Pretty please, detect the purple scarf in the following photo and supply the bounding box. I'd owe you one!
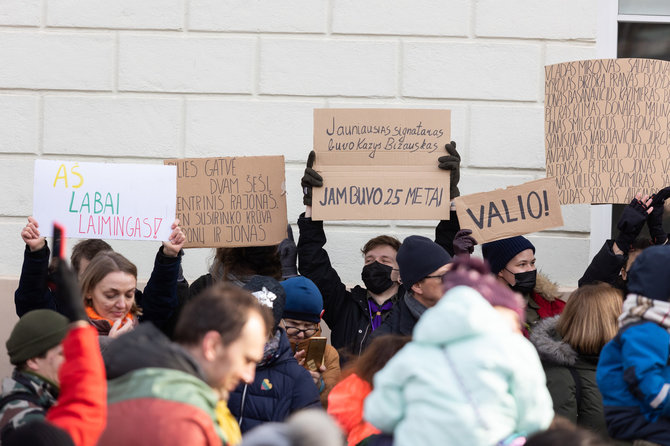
[369,299,393,331]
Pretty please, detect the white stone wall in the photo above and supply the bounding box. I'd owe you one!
[0,0,599,290]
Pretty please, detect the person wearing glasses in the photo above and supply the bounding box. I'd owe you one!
[280,276,341,409]
[371,235,452,340]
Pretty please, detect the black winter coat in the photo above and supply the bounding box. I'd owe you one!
[228,329,321,433]
[578,240,627,290]
[529,316,607,436]
[14,243,183,335]
[297,214,401,359]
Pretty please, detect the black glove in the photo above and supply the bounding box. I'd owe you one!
[301,151,323,206]
[615,198,650,253]
[278,224,298,279]
[452,229,477,255]
[437,141,461,199]
[51,259,88,322]
[648,187,670,245]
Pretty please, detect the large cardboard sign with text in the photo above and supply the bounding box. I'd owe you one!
[545,58,670,204]
[164,156,287,248]
[454,178,563,243]
[33,160,176,241]
[312,108,452,220]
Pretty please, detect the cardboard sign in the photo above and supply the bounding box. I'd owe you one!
[314,108,451,165]
[164,156,287,248]
[454,178,563,244]
[312,108,452,220]
[545,58,670,204]
[313,170,449,220]
[33,160,176,241]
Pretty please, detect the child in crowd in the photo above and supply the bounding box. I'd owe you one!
[364,257,554,446]
[597,245,670,444]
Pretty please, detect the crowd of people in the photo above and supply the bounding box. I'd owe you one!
[2,143,670,446]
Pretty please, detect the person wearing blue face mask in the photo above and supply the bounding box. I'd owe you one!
[482,236,565,336]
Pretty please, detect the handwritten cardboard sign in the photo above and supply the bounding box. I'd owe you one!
[312,108,452,220]
[164,156,287,248]
[33,160,176,241]
[545,58,670,204]
[454,178,563,244]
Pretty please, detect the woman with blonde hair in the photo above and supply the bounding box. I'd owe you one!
[530,283,623,436]
[79,251,140,338]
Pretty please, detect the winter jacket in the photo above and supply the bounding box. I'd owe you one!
[296,214,400,359]
[14,243,182,335]
[364,286,554,446]
[320,344,341,409]
[529,316,607,436]
[22,325,106,446]
[369,293,420,341]
[597,321,670,442]
[0,370,58,441]
[228,329,321,433]
[328,373,379,446]
[99,323,230,446]
[524,273,566,334]
[578,240,627,289]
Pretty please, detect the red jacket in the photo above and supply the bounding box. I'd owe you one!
[47,324,107,446]
[327,374,380,446]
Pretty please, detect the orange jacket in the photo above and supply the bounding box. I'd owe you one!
[47,324,107,446]
[327,374,379,446]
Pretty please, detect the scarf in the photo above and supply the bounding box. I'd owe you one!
[368,299,393,331]
[215,400,242,445]
[258,329,282,367]
[404,293,427,321]
[619,294,670,332]
[85,306,135,333]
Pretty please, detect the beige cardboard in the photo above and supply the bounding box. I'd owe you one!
[312,108,452,220]
[164,156,288,248]
[545,58,670,204]
[311,170,450,220]
[454,178,563,244]
[314,108,451,165]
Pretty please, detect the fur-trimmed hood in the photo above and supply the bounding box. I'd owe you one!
[529,316,577,367]
[534,271,561,302]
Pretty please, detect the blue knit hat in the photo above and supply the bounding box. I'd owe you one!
[397,235,452,288]
[481,236,535,275]
[281,276,323,323]
[627,245,670,302]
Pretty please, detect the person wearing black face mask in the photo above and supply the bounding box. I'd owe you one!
[482,235,565,335]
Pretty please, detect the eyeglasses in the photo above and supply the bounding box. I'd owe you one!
[424,273,446,281]
[284,326,318,338]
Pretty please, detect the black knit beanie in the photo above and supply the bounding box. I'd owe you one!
[243,275,287,329]
[481,236,535,275]
[397,235,452,288]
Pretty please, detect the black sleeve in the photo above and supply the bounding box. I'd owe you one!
[14,243,58,316]
[578,240,626,287]
[434,210,461,257]
[296,214,352,329]
[137,246,182,334]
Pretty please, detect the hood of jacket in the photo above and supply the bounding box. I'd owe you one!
[534,272,561,302]
[413,285,509,345]
[529,316,578,367]
[103,322,204,381]
[257,328,294,370]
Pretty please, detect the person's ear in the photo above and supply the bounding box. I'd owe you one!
[411,281,423,295]
[25,358,40,372]
[620,267,628,281]
[201,331,221,362]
